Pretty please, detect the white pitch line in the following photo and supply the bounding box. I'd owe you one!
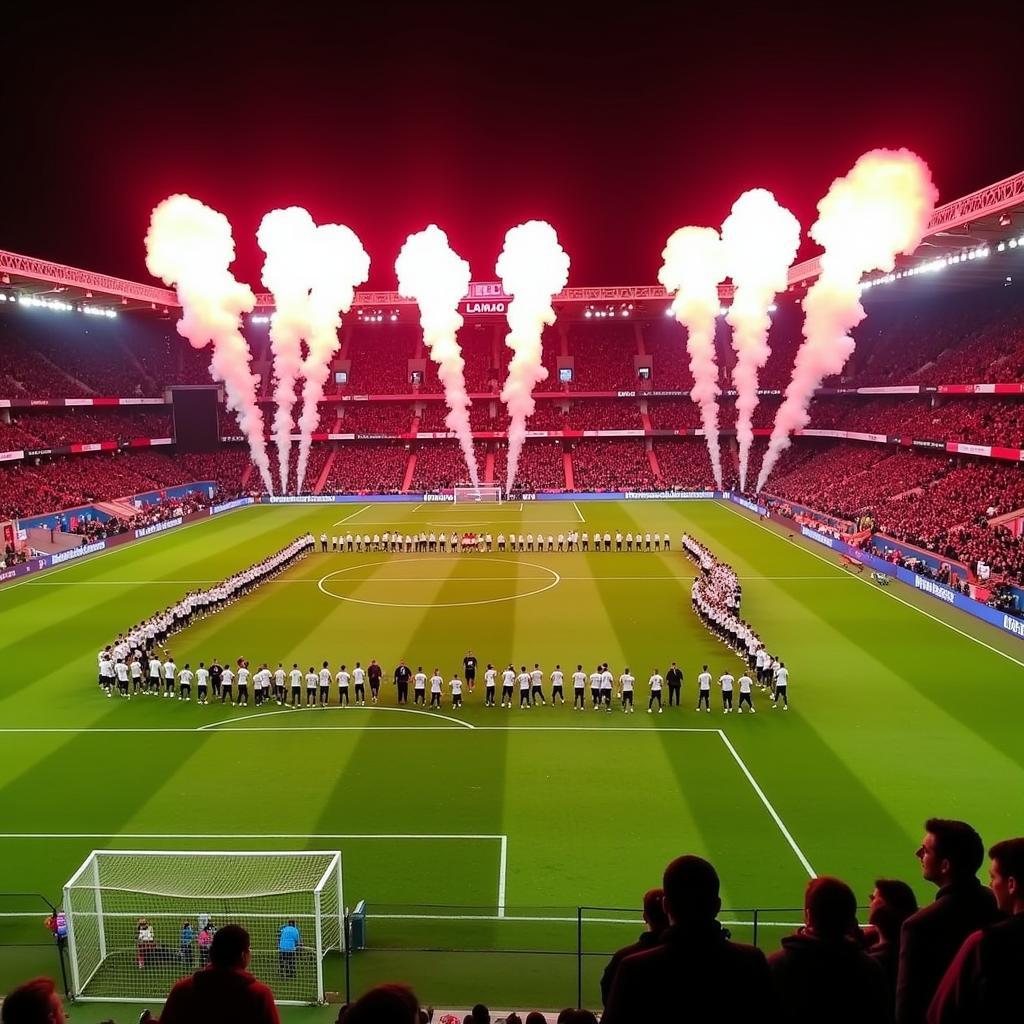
[332,505,370,526]
[0,725,726,735]
[716,729,816,879]
[572,500,585,522]
[498,835,508,919]
[0,832,503,840]
[197,705,475,732]
[717,501,1024,669]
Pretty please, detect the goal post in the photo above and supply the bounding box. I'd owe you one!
[63,850,344,1005]
[453,486,502,504]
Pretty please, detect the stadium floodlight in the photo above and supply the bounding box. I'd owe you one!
[63,850,344,1005]
[453,485,502,504]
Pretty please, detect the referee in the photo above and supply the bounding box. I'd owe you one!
[394,660,411,704]
[463,650,478,693]
[666,662,683,706]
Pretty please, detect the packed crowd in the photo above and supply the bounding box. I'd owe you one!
[493,443,566,491]
[65,491,216,543]
[570,441,656,491]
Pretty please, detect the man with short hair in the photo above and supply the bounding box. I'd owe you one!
[600,888,668,1006]
[769,875,888,1023]
[1,977,66,1024]
[896,818,1000,1024]
[393,660,411,705]
[157,923,280,1024]
[368,659,383,703]
[413,666,427,705]
[602,855,774,1023]
[666,662,683,707]
[927,836,1024,1023]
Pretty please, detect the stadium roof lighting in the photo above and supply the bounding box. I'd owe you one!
[1010,239,1019,249]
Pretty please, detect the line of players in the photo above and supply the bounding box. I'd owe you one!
[95,535,315,697]
[318,530,676,554]
[99,650,789,713]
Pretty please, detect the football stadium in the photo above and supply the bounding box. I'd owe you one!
[3,7,1024,1024]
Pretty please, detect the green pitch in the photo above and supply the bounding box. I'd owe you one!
[1,499,1022,1020]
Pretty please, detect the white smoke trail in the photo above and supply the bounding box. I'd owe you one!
[144,194,274,494]
[257,207,317,493]
[658,227,727,489]
[756,149,937,491]
[496,222,570,494]
[295,224,370,494]
[721,190,801,491]
[395,225,479,489]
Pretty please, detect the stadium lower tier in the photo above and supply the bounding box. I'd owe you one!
[3,438,1024,587]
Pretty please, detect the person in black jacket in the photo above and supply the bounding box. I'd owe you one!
[769,875,890,1024]
[393,661,411,704]
[600,887,668,1006]
[867,878,919,1010]
[602,855,776,1024]
[927,836,1024,1023]
[666,662,683,706]
[895,818,1001,1024]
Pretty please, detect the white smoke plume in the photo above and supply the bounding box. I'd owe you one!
[658,227,728,489]
[395,225,479,489]
[756,149,937,491]
[144,194,274,494]
[295,223,370,494]
[496,221,570,494]
[256,207,318,493]
[721,190,801,491]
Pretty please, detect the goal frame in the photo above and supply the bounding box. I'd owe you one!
[453,486,502,504]
[63,849,344,1006]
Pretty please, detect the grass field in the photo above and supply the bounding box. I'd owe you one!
[1,498,1022,1019]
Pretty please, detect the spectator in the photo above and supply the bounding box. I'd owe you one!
[136,916,155,969]
[556,1012,598,1024]
[768,875,889,1024]
[470,1006,490,1024]
[524,1014,546,1024]
[180,920,196,968]
[867,879,919,1005]
[342,983,420,1024]
[927,836,1024,1023]
[600,886,668,1005]
[602,854,775,1023]
[896,818,1001,1024]
[157,923,280,1024]
[0,978,65,1024]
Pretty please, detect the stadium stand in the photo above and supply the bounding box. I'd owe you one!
[570,440,656,491]
[320,442,410,493]
[565,399,642,430]
[493,441,566,491]
[409,441,488,490]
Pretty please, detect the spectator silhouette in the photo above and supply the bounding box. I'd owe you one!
[342,984,420,1024]
[867,879,919,1007]
[602,854,776,1023]
[1,978,65,1024]
[600,886,668,1005]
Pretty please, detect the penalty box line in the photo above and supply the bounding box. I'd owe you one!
[0,831,508,920]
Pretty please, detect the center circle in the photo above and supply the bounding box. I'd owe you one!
[317,557,561,609]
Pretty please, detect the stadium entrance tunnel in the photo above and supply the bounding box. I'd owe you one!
[316,557,561,609]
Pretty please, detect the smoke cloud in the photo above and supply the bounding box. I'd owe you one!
[395,225,479,489]
[257,207,317,493]
[756,149,937,491]
[496,221,570,494]
[145,194,274,494]
[295,223,370,494]
[721,190,801,491]
[658,227,727,489]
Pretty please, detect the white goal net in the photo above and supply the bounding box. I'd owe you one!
[453,486,502,504]
[63,850,343,1005]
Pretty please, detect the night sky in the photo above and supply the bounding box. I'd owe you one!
[5,2,1024,290]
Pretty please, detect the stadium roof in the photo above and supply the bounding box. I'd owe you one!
[2,169,1023,314]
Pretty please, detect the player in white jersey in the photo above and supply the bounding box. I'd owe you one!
[315,662,329,706]
[413,668,427,706]
[517,667,532,709]
[449,674,463,709]
[772,663,789,709]
[272,663,285,704]
[220,664,235,704]
[619,669,635,712]
[115,659,131,698]
[589,667,602,709]
[289,664,303,706]
[129,656,143,695]
[352,663,366,705]
[737,672,755,713]
[253,664,269,706]
[648,670,664,713]
[236,662,250,706]
[336,665,351,706]
[147,655,162,695]
[572,665,587,710]
[162,657,177,698]
[501,666,515,707]
[530,665,546,706]
[98,654,114,696]
[600,664,614,711]
[484,664,497,707]
[196,662,210,704]
[305,666,318,706]
[697,664,712,712]
[770,657,781,698]
[718,671,734,713]
[429,670,444,709]
[755,647,770,688]
[176,664,192,701]
[550,665,565,704]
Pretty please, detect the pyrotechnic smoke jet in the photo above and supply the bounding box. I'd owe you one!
[721,190,801,491]
[496,221,570,494]
[756,149,937,491]
[145,194,274,494]
[658,227,728,489]
[257,207,317,493]
[395,225,479,489]
[295,223,369,494]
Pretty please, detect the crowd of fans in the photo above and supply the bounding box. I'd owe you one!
[7,823,1021,1024]
[0,408,173,447]
[570,441,656,491]
[320,443,410,494]
[410,442,489,491]
[493,442,566,492]
[651,441,714,490]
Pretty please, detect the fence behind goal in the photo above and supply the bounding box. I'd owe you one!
[453,486,502,503]
[63,850,343,1005]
